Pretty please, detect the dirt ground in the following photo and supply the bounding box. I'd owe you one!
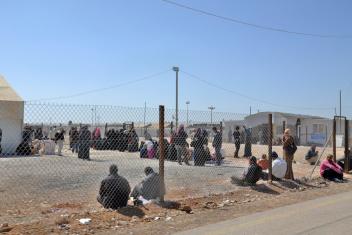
[3,174,352,235]
[0,143,348,235]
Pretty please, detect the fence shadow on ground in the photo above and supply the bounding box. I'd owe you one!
[250,184,280,195]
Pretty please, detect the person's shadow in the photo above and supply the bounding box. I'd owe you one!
[117,206,145,218]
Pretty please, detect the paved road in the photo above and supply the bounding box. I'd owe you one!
[175,190,352,235]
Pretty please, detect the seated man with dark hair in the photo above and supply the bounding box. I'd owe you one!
[131,167,165,203]
[97,164,131,209]
[305,145,319,165]
[231,156,262,186]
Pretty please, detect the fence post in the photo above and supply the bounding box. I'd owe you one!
[345,119,350,173]
[333,118,337,162]
[268,114,273,182]
[159,105,165,203]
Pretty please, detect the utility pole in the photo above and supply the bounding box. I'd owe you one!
[250,106,252,115]
[208,106,215,125]
[91,108,94,128]
[94,106,97,128]
[143,101,146,136]
[186,101,190,126]
[173,67,179,129]
[339,90,342,133]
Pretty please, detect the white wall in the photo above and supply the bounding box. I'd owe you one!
[0,101,24,154]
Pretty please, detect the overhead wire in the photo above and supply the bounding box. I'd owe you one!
[180,69,335,111]
[160,0,352,39]
[28,69,171,102]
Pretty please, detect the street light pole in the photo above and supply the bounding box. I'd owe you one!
[208,106,215,125]
[91,108,94,127]
[186,101,190,126]
[173,67,179,129]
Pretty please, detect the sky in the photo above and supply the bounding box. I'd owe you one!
[1,0,352,119]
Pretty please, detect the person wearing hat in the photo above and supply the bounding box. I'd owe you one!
[131,167,165,203]
[97,164,131,209]
[231,156,262,186]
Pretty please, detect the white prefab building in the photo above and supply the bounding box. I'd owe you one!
[244,112,332,146]
[0,76,24,155]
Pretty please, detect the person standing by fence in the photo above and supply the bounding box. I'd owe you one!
[55,128,65,156]
[233,126,241,158]
[243,126,252,158]
[283,128,296,180]
[191,128,207,166]
[78,126,91,160]
[69,127,79,153]
[212,127,223,166]
[174,124,189,165]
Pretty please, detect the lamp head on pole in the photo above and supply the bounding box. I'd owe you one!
[172,66,179,72]
[186,101,190,105]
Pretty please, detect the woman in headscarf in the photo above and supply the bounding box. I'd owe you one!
[243,126,252,158]
[283,128,296,180]
[320,154,343,182]
[191,128,207,166]
[78,126,91,160]
[174,124,189,165]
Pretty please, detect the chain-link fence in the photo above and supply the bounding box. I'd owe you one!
[0,102,350,223]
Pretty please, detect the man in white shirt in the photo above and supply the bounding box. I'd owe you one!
[271,151,287,180]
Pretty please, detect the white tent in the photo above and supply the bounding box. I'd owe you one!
[0,75,24,155]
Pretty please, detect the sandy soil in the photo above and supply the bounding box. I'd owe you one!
[0,142,347,235]
[3,176,352,235]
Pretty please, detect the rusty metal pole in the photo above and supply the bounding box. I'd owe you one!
[159,105,165,202]
[333,118,337,162]
[268,114,273,182]
[344,119,350,172]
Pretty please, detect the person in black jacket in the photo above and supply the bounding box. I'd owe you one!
[97,165,131,209]
[212,127,223,166]
[231,156,262,186]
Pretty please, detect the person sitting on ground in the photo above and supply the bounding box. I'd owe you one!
[262,152,287,181]
[131,167,165,203]
[97,164,131,209]
[337,148,352,170]
[320,154,343,182]
[231,156,262,186]
[258,154,269,171]
[305,145,319,165]
[271,151,287,181]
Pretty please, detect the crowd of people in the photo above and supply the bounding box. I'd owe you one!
[14,125,141,160]
[11,124,348,212]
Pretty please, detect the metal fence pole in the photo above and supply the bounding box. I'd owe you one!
[159,105,165,202]
[333,118,337,162]
[345,119,350,173]
[268,114,273,182]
